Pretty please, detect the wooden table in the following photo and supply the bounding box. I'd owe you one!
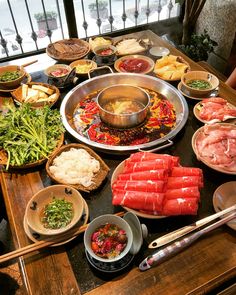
[1,30,236,295]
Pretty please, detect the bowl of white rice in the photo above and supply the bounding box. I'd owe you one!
[46,143,110,192]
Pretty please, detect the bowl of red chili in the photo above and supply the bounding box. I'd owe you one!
[84,214,133,262]
[114,55,155,74]
[93,44,117,65]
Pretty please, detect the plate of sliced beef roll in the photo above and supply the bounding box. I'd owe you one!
[111,151,203,219]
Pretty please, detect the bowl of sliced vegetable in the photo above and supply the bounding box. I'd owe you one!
[0,65,26,89]
[25,185,84,236]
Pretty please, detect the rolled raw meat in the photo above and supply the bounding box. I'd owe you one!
[162,198,198,215]
[112,180,165,193]
[112,189,164,212]
[117,169,168,181]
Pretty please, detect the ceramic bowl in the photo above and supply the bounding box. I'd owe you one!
[93,44,117,65]
[44,64,76,88]
[181,70,219,96]
[149,46,170,58]
[25,185,84,236]
[84,214,133,263]
[0,65,26,89]
[213,181,236,230]
[70,59,97,76]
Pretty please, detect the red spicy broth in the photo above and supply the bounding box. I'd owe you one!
[91,223,127,259]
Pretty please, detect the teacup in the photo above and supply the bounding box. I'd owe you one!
[84,214,133,263]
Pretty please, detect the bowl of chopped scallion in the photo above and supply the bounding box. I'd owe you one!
[25,184,84,236]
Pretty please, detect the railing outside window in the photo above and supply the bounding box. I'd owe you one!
[0,0,180,62]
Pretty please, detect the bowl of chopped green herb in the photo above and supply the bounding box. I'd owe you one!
[181,70,219,97]
[0,65,26,89]
[25,185,84,236]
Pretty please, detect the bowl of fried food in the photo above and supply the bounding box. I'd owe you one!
[25,184,84,236]
[0,65,26,89]
[12,82,60,108]
[154,55,190,81]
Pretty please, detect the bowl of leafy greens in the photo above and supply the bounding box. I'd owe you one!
[0,104,64,170]
[25,184,84,236]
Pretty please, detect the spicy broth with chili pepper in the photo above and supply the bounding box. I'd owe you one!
[73,87,176,146]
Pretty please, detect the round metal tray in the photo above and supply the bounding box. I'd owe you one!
[60,73,188,153]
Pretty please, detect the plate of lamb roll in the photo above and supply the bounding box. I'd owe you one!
[111,151,203,219]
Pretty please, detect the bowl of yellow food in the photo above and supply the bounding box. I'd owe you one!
[25,185,84,236]
[70,59,97,76]
[88,36,113,51]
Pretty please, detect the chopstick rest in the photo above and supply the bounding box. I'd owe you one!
[139,212,236,271]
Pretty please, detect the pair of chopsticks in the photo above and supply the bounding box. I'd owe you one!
[0,211,124,265]
[149,204,236,249]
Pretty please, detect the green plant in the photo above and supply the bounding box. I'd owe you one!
[34,11,57,22]
[179,30,218,62]
[88,1,108,11]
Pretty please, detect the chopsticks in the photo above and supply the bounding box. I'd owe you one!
[140,211,236,271]
[0,211,124,265]
[149,204,236,248]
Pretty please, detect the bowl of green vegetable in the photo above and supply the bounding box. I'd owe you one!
[0,65,26,89]
[25,185,84,236]
[181,70,219,97]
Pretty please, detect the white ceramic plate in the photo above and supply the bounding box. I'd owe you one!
[111,160,166,219]
[213,181,236,230]
[192,123,236,175]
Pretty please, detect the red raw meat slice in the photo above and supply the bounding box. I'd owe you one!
[112,180,165,193]
[117,169,168,181]
[123,159,172,173]
[166,176,203,189]
[201,97,227,104]
[162,198,198,215]
[171,167,203,178]
[165,187,200,200]
[199,98,236,122]
[128,152,179,167]
[112,189,164,211]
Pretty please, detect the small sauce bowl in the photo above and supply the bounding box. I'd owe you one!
[44,64,76,88]
[93,44,117,65]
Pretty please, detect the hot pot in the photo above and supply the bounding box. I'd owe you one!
[60,73,189,153]
[97,84,150,128]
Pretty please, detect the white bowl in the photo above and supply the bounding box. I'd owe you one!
[84,214,133,263]
[213,181,236,230]
[149,46,170,58]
